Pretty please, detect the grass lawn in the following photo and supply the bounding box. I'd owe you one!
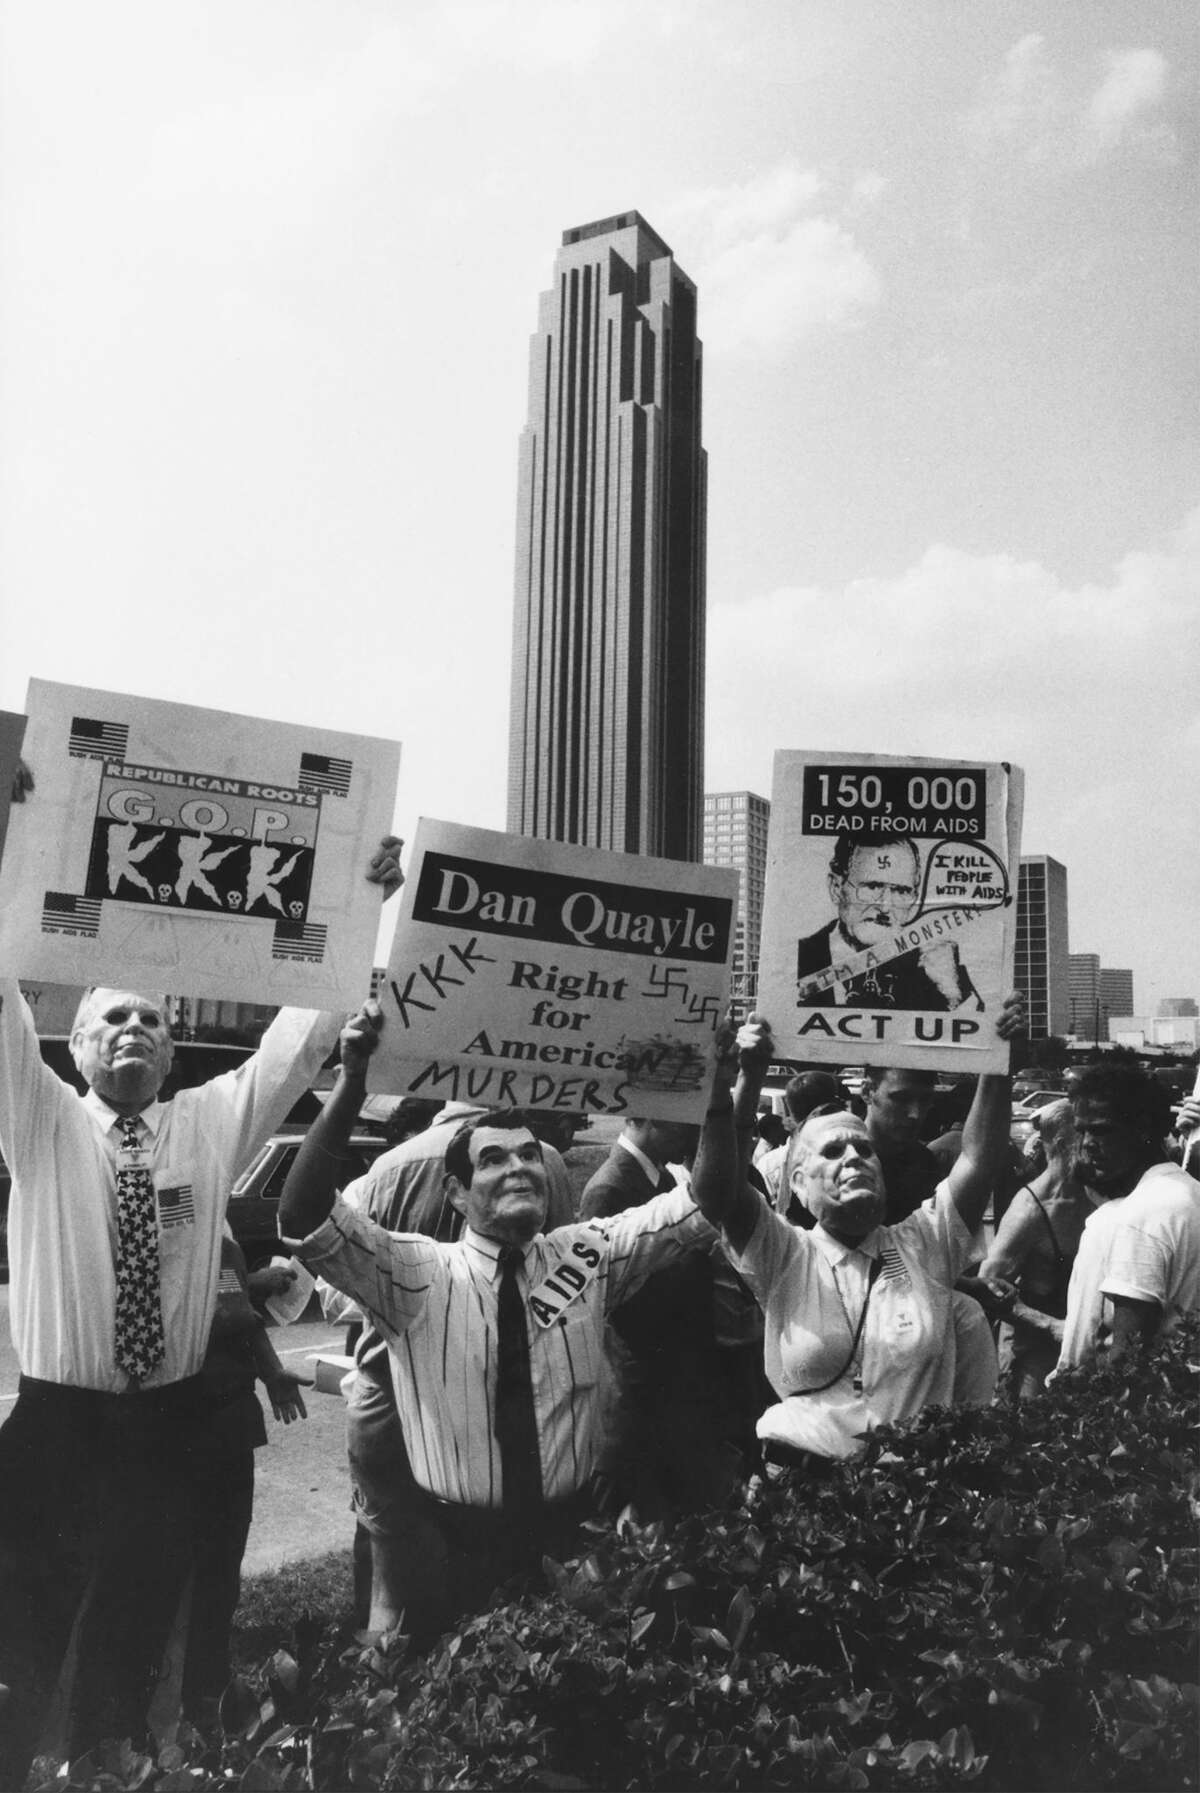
[232,1547,356,1668]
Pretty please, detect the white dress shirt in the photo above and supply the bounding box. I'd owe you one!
[0,978,339,1390]
[732,1183,975,1460]
[293,1187,711,1507]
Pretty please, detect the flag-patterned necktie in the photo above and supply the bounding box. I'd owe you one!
[494,1246,543,1513]
[114,1114,165,1381]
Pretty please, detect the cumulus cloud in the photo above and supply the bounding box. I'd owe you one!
[663,162,881,355]
[968,34,1175,168]
[705,502,1200,784]
[706,505,1200,1004]
[1083,48,1168,156]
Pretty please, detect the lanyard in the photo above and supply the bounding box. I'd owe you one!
[788,1255,882,1399]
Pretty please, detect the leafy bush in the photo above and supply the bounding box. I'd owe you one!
[39,1326,1199,1792]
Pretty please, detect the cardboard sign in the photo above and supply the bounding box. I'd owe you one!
[0,709,28,868]
[371,820,738,1120]
[756,753,1023,1073]
[0,680,400,1010]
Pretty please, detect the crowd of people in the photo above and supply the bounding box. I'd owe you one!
[0,785,1197,1784]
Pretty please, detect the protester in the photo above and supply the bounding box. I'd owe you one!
[580,1118,745,1520]
[0,834,401,1781]
[280,1002,717,1646]
[976,1100,1094,1396]
[752,1108,788,1163]
[756,1070,843,1218]
[858,1065,942,1222]
[689,996,1023,1468]
[332,1100,576,1634]
[1055,1062,1200,1371]
[181,1233,310,1720]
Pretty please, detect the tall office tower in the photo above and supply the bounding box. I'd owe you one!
[703,792,770,1017]
[507,212,706,861]
[1099,968,1134,1027]
[1069,952,1100,1038]
[1015,855,1070,1037]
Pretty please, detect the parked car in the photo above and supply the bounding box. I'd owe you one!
[227,1130,391,1268]
[1012,1089,1065,1116]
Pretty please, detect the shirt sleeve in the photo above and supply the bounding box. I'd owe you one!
[601,1185,714,1310]
[289,1194,440,1341]
[180,1006,343,1185]
[1100,1219,1170,1308]
[896,1180,979,1284]
[0,976,78,1174]
[726,1195,798,1303]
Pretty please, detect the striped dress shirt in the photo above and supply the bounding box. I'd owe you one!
[295,1188,712,1507]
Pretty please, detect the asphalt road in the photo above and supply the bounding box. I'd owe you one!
[0,1288,360,1576]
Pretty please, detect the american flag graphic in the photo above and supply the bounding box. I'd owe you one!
[272,919,328,962]
[879,1244,912,1290]
[158,1182,196,1228]
[68,716,129,759]
[41,891,102,936]
[298,751,352,797]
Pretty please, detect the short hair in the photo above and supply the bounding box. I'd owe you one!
[784,1070,842,1123]
[70,986,171,1036]
[444,1109,543,1187]
[1035,1098,1075,1159]
[862,1064,937,1095]
[828,834,921,882]
[1070,1061,1173,1143]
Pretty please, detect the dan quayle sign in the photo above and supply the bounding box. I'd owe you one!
[373,821,739,1120]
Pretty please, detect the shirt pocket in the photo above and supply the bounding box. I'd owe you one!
[156,1165,198,1246]
[547,1301,602,1391]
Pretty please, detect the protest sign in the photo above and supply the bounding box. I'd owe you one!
[756,752,1024,1073]
[0,709,28,867]
[372,820,738,1120]
[0,680,400,1010]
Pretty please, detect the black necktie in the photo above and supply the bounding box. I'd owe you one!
[114,1115,165,1381]
[494,1246,543,1512]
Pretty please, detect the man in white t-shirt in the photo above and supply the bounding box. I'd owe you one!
[1056,1061,1200,1370]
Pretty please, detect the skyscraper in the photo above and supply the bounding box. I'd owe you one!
[507,212,706,862]
[703,792,770,1017]
[1015,856,1070,1037]
[1098,968,1134,1024]
[1069,952,1100,1038]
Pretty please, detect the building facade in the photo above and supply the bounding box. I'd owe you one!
[1098,968,1134,1028]
[1068,952,1100,1039]
[703,791,770,1017]
[1159,997,1199,1017]
[507,212,706,862]
[1015,856,1070,1037]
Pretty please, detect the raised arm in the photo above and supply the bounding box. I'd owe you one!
[691,1016,773,1254]
[945,990,1026,1232]
[278,1000,383,1239]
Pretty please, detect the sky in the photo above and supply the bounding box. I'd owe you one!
[1,0,1197,1015]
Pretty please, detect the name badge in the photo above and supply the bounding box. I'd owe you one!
[117,1144,151,1172]
[527,1222,609,1328]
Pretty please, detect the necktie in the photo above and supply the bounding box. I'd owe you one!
[114,1115,165,1381]
[494,1246,543,1512]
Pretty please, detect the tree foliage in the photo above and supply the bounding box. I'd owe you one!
[37,1326,1199,1792]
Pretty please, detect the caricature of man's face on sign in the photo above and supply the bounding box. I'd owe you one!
[797,832,983,1013]
[828,840,921,947]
